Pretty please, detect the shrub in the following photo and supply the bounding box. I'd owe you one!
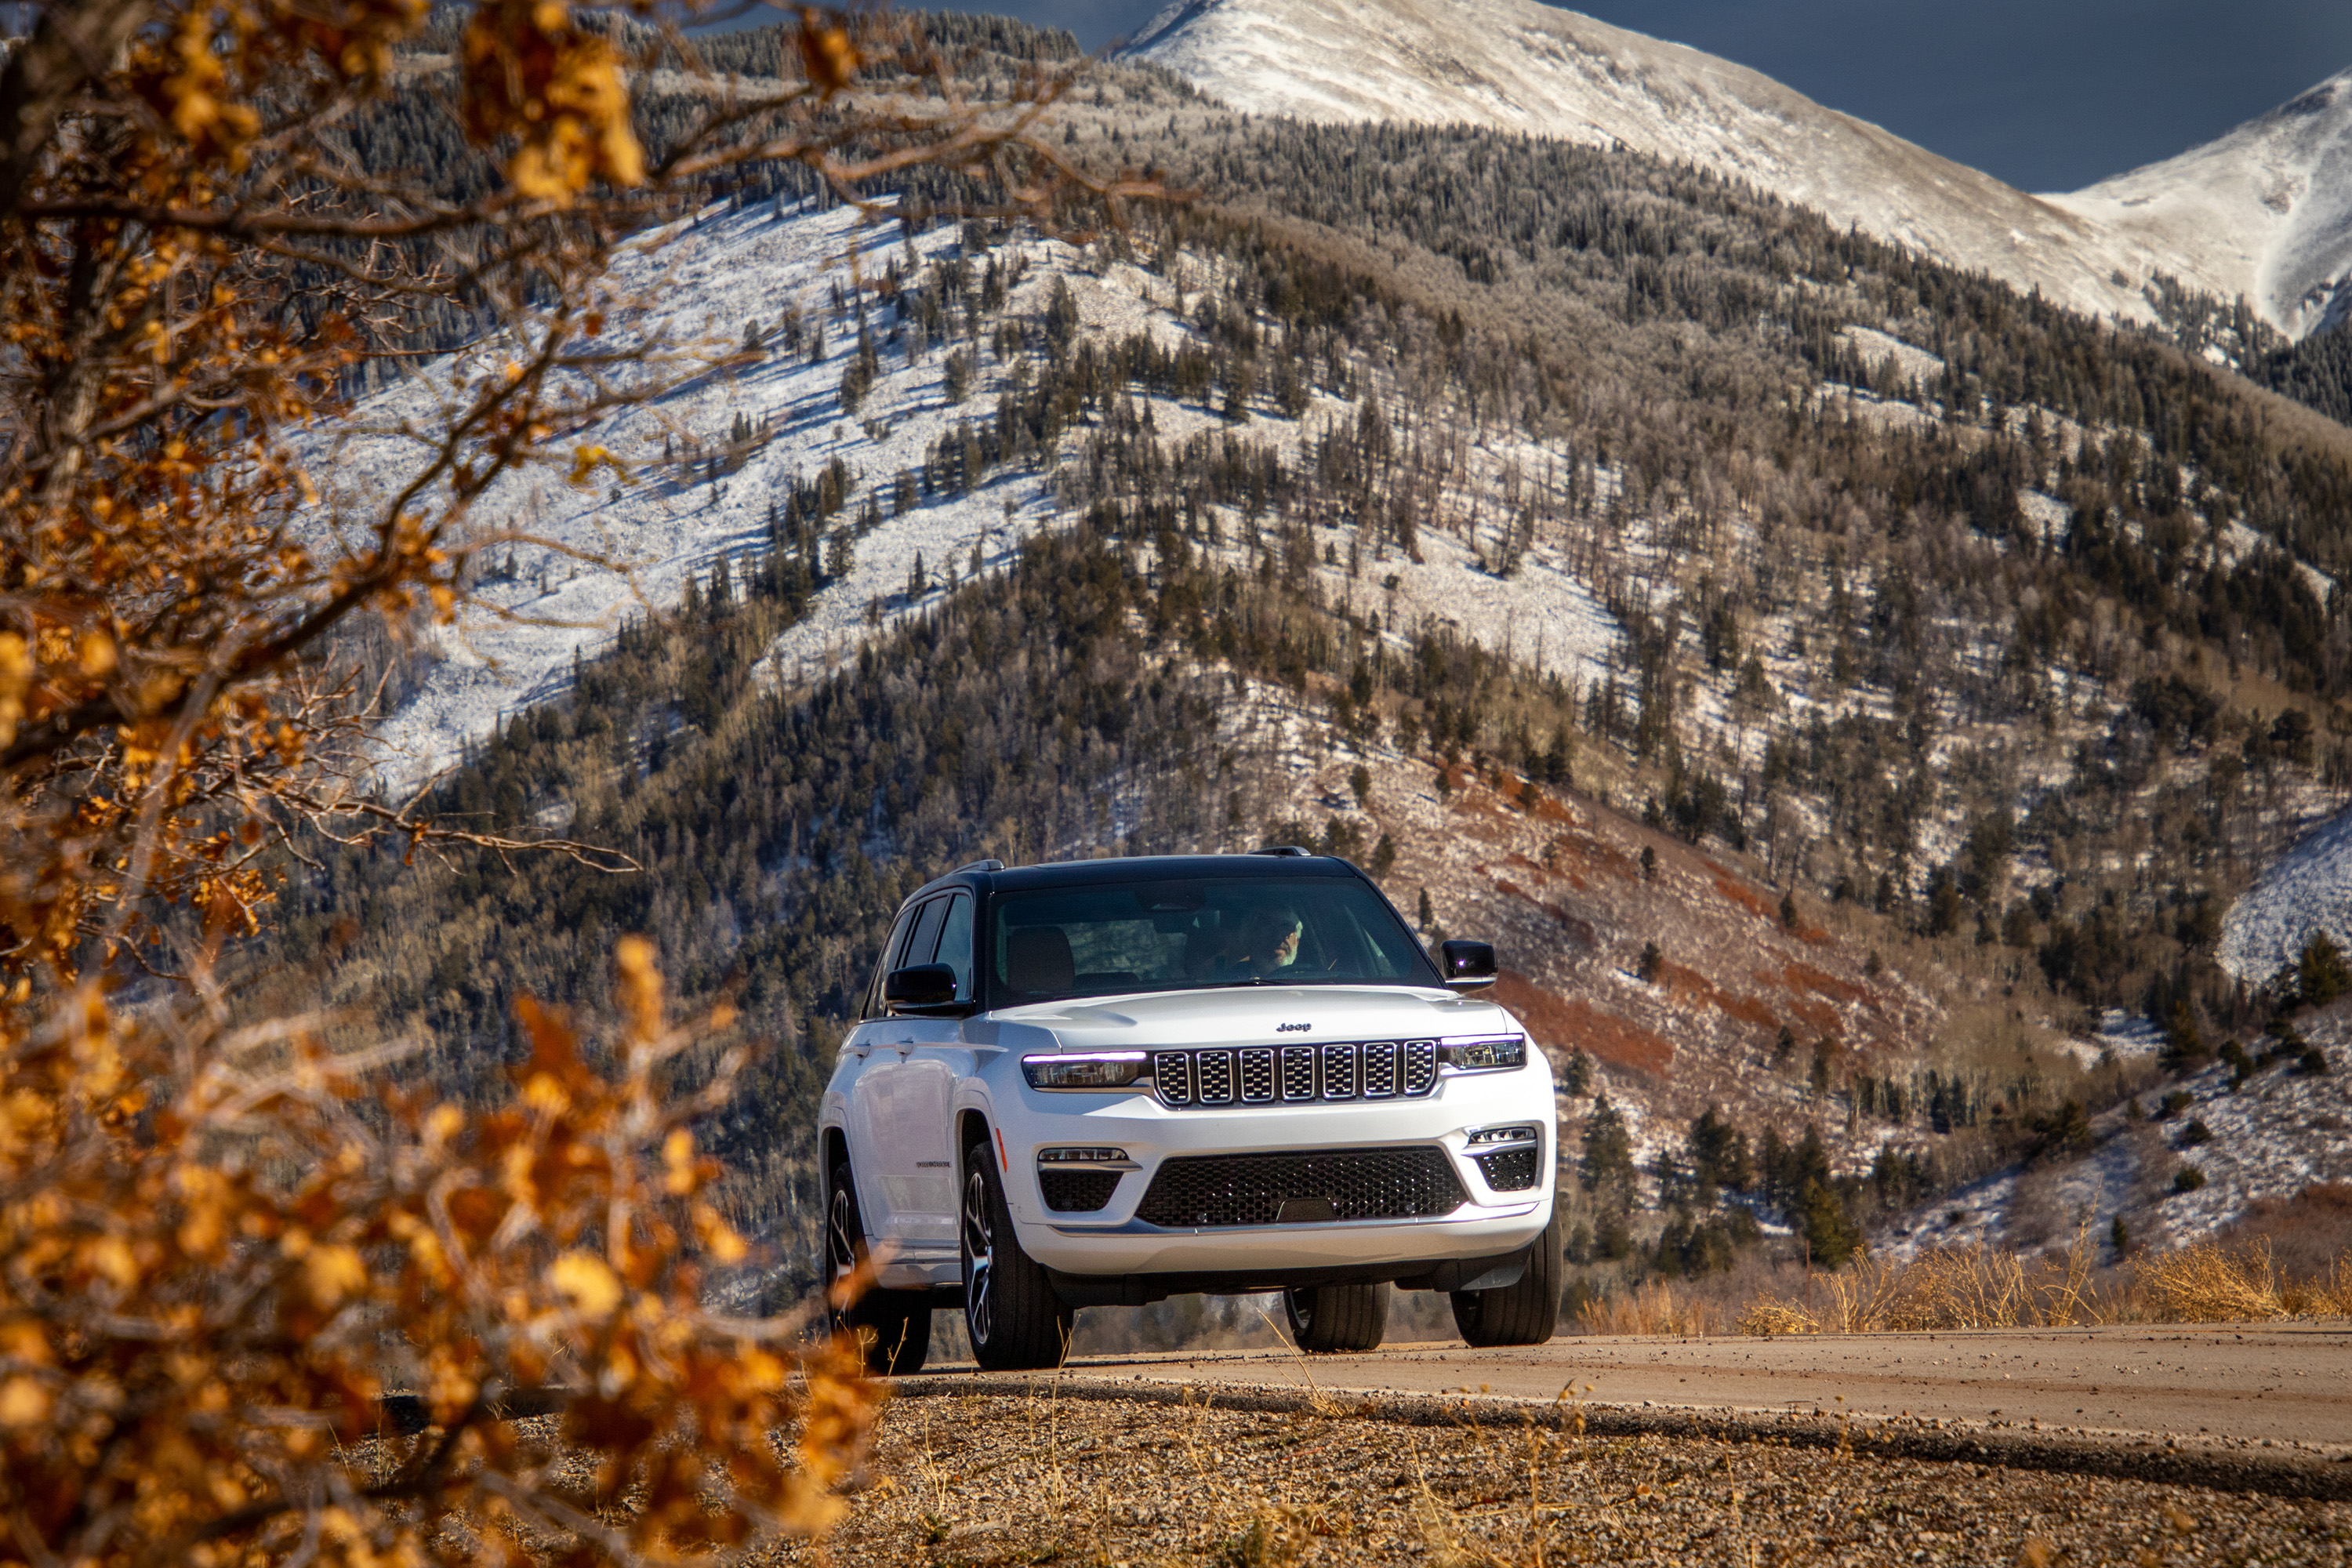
[0,941,879,1566]
[2180,1117,2212,1147]
[2299,931,2352,1008]
[2173,1164,2208,1193]
[2135,1238,2288,1321]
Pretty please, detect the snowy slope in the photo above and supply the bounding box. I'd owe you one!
[2220,806,2352,982]
[1127,0,2352,339]
[312,197,1633,788]
[2049,70,2352,340]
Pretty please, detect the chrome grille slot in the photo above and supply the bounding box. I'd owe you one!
[1321,1043,1358,1099]
[1239,1047,1276,1103]
[1152,1051,1192,1105]
[1362,1041,1398,1098]
[1196,1049,1233,1104]
[1403,1039,1438,1096]
[1279,1045,1317,1101]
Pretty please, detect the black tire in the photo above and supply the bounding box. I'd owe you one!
[961,1137,1073,1370]
[827,1160,931,1375]
[1450,1202,1563,1348]
[1283,1281,1389,1353]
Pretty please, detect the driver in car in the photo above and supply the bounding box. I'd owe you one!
[1222,904,1305,978]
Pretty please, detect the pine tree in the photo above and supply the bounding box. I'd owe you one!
[1579,1094,1635,1199]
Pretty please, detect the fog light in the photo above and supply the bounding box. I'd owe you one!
[1466,1123,1540,1146]
[1038,1147,1134,1166]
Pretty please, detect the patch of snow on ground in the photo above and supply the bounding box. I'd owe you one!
[2219,804,2352,981]
[1836,325,1944,386]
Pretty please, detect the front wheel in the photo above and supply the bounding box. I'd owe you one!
[1450,1202,1563,1348]
[1283,1281,1389,1353]
[828,1160,931,1374]
[962,1138,1073,1370]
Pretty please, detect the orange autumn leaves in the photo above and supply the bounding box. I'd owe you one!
[0,937,880,1567]
[126,0,652,200]
[462,0,644,201]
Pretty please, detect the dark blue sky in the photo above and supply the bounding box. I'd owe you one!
[898,0,2352,194]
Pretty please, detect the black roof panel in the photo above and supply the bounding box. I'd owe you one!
[913,852,1359,901]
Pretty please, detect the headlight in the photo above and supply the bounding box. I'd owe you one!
[1022,1052,1149,1091]
[1439,1035,1528,1073]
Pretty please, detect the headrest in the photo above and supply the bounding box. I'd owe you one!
[1005,925,1075,995]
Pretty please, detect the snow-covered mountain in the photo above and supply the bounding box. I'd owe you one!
[1126,0,2352,340]
[2049,69,2352,339]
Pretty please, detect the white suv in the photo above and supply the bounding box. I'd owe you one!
[818,849,1560,1372]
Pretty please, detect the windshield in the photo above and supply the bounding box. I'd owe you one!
[985,876,1437,1004]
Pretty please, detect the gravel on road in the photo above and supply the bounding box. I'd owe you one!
[760,1384,2352,1566]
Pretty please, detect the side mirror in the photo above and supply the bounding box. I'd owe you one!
[884,963,959,1011]
[1439,939,1498,990]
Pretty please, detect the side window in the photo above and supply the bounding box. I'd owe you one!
[903,898,949,969]
[863,903,922,1020]
[933,893,975,1000]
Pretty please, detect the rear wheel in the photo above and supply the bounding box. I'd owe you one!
[1450,1203,1563,1348]
[827,1160,931,1374]
[961,1137,1074,1370]
[1283,1281,1389,1353]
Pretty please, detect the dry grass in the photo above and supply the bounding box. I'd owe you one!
[1733,1232,2352,1335]
[2135,1237,2352,1321]
[1736,1228,2104,1334]
[1575,1278,1719,1337]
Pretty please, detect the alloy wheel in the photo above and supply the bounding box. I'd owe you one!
[827,1181,861,1298]
[962,1168,996,1346]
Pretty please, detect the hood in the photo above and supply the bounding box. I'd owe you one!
[995,982,1523,1052]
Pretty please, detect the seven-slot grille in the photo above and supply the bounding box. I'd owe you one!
[1149,1041,1441,1108]
[1135,1146,1467,1228]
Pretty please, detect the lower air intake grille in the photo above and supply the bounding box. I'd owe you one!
[1039,1170,1122,1212]
[1475,1147,1541,1192]
[1135,1146,1467,1229]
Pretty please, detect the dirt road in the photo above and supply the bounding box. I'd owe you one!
[931,1323,2352,1451]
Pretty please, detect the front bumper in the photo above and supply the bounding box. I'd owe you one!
[999,1065,1556,1279]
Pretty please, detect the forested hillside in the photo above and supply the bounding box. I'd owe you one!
[278,38,2352,1297]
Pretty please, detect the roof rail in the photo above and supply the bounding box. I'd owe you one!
[1251,844,1315,858]
[952,858,1006,874]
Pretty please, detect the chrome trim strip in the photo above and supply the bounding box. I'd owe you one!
[1046,1200,1542,1236]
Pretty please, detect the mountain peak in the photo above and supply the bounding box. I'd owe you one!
[1127,0,2352,340]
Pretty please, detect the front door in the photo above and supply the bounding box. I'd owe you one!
[891,891,973,1247]
[844,897,935,1248]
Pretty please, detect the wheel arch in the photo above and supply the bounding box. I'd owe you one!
[821,1123,856,1233]
[956,1108,993,1179]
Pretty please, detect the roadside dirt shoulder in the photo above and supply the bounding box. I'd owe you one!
[760,1383,2352,1566]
